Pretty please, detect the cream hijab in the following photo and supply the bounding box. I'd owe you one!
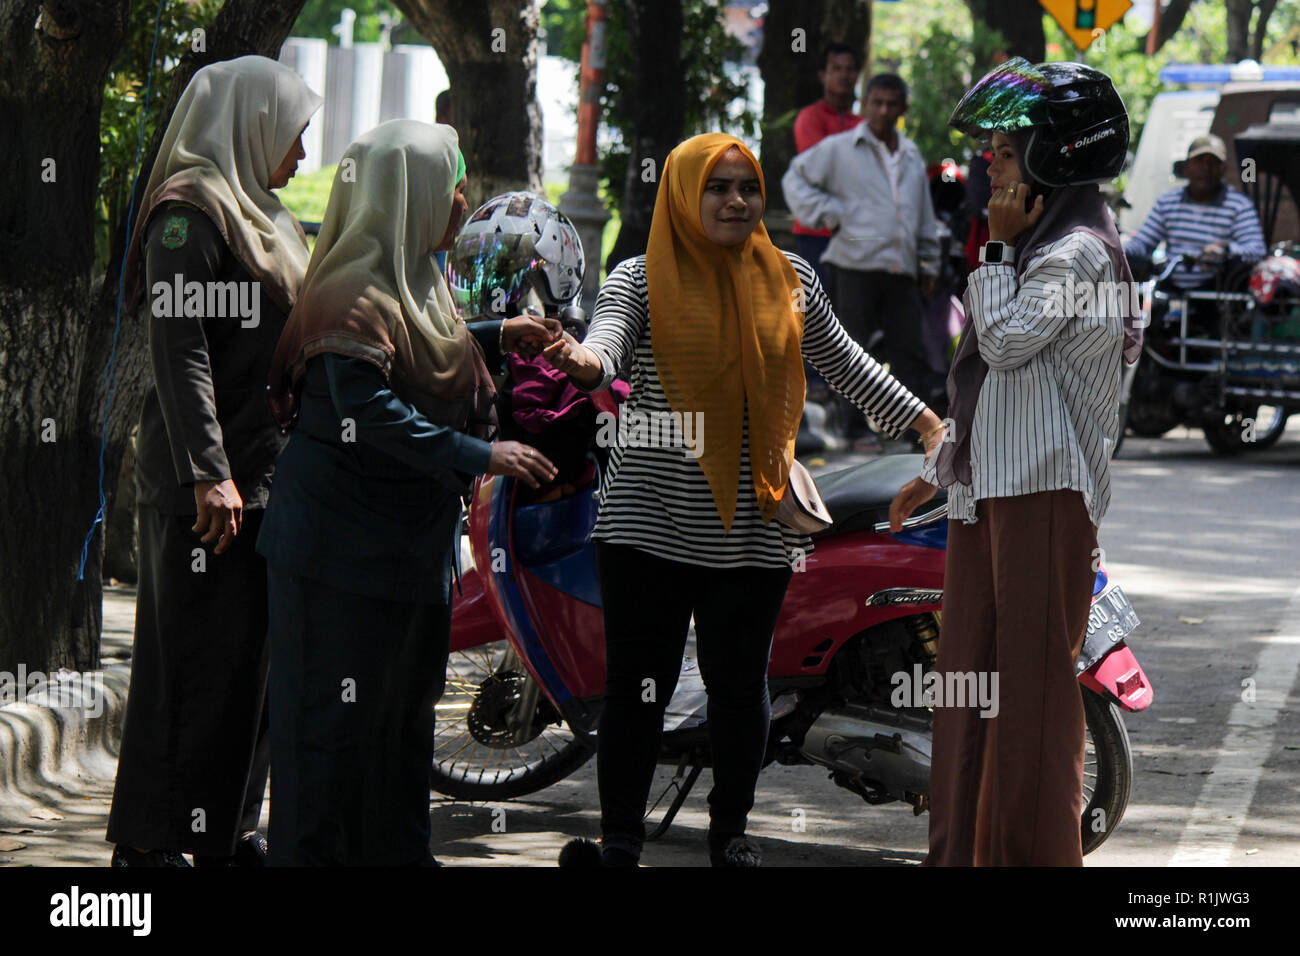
[127,55,322,312]
[270,119,479,416]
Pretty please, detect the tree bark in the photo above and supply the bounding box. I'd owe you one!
[0,0,305,675]
[604,0,687,271]
[756,0,872,218]
[1250,0,1280,60]
[967,0,1045,63]
[394,0,544,211]
[1140,0,1197,54]
[1227,0,1252,62]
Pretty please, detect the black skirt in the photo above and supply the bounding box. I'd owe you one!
[105,505,271,855]
[265,562,451,866]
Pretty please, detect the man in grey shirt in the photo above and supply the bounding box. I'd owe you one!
[783,74,942,439]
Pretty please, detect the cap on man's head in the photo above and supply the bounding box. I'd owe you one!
[1187,134,1227,162]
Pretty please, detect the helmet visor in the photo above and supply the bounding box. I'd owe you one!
[446,230,545,318]
[949,57,1051,140]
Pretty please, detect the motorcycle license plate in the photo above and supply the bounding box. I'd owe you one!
[1077,585,1141,674]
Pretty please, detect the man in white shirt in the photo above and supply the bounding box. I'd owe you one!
[783,74,942,440]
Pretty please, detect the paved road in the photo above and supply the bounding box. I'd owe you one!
[423,423,1300,867]
[4,424,1297,867]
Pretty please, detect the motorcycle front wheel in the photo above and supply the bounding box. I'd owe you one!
[430,639,592,801]
[1081,687,1133,855]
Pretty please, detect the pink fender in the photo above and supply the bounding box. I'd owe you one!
[1079,642,1153,712]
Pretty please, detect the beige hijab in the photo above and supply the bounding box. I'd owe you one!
[268,120,489,429]
[126,55,323,312]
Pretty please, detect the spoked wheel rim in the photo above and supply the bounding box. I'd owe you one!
[433,640,582,791]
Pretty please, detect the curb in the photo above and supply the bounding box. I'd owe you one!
[0,585,135,827]
[0,665,130,824]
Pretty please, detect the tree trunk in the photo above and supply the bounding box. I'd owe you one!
[1223,0,1278,63]
[1250,0,1280,60]
[1140,0,1196,54]
[604,0,687,271]
[0,0,306,675]
[967,0,1045,63]
[758,0,827,219]
[1226,0,1252,61]
[394,0,544,211]
[756,0,871,218]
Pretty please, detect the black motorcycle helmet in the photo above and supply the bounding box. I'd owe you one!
[949,57,1129,188]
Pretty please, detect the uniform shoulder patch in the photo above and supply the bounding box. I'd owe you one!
[159,214,189,249]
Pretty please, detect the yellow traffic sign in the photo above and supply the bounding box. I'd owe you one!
[1040,0,1133,51]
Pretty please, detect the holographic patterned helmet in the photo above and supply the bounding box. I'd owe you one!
[949,57,1129,188]
[447,191,585,319]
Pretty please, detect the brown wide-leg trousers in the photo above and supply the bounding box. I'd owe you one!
[924,490,1098,867]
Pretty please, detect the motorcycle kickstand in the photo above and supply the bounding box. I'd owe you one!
[643,752,704,843]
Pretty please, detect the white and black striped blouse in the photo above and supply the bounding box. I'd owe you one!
[921,231,1124,527]
[577,253,926,570]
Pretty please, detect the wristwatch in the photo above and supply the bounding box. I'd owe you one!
[979,241,1014,265]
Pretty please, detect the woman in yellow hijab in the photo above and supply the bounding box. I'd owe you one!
[545,133,945,866]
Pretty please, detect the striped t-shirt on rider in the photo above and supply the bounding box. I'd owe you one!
[1123,184,1266,289]
[921,231,1124,528]
[576,252,926,570]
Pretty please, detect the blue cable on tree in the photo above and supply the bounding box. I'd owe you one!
[78,0,169,581]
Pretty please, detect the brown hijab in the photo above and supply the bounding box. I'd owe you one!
[267,120,495,439]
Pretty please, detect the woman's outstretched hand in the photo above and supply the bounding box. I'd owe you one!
[503,314,563,357]
[487,441,558,489]
[889,477,937,534]
[987,181,1044,243]
[541,331,603,389]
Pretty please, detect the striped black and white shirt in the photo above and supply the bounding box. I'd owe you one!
[578,253,926,570]
[921,232,1124,527]
[1123,184,1266,289]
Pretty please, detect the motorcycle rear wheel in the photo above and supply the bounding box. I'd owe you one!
[430,640,592,801]
[1081,687,1132,855]
[1201,405,1287,455]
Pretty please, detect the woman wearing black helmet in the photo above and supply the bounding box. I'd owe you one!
[890,59,1142,866]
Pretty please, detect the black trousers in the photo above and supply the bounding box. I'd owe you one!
[594,541,792,858]
[106,506,270,856]
[266,562,450,866]
[822,264,934,427]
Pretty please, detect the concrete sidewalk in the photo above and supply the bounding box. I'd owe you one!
[1,584,137,866]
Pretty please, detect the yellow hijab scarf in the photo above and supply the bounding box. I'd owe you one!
[647,134,805,533]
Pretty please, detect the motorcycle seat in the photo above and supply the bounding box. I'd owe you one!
[812,453,947,538]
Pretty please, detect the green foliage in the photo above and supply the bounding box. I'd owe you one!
[872,0,1004,164]
[278,164,339,225]
[540,0,588,60]
[541,0,757,216]
[97,0,222,274]
[292,0,414,46]
[902,20,1008,165]
[874,0,1300,168]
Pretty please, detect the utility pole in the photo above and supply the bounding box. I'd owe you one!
[560,0,612,314]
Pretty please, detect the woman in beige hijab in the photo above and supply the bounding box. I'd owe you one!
[108,55,321,867]
[260,120,558,866]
